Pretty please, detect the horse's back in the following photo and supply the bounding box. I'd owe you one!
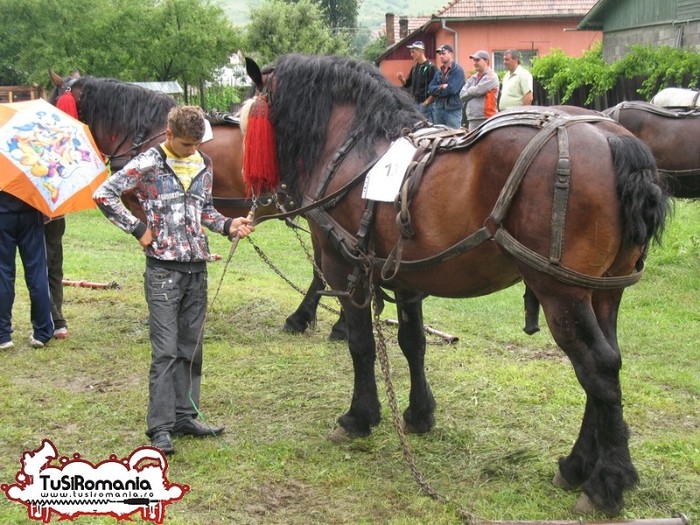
[367,109,637,297]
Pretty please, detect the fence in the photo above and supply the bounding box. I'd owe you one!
[0,84,46,103]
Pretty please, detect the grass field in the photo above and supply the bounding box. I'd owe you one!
[0,199,698,524]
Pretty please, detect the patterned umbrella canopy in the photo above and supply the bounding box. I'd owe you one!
[0,98,108,218]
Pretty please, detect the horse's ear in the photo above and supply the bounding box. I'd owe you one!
[245,57,264,92]
[49,70,63,88]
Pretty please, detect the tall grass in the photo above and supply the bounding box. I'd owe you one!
[0,200,698,524]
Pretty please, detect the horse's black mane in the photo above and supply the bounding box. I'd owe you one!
[269,54,422,185]
[77,77,177,141]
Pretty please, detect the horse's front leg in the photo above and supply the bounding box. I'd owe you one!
[331,300,380,441]
[396,291,436,434]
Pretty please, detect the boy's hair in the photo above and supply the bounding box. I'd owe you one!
[167,105,206,140]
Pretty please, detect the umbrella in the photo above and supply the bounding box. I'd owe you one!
[0,98,108,218]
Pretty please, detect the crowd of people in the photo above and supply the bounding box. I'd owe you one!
[397,43,534,130]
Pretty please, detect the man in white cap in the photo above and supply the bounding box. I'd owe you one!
[427,44,466,128]
[460,50,499,131]
[397,41,437,121]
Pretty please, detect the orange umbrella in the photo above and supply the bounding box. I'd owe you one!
[0,98,108,218]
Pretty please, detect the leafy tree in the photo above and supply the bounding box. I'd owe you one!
[134,0,238,85]
[244,0,350,65]
[320,0,360,31]
[363,34,387,63]
[531,43,700,105]
[0,0,237,94]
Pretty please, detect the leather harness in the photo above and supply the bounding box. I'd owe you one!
[605,101,700,180]
[256,109,647,300]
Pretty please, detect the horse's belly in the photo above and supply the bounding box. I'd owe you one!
[388,248,522,298]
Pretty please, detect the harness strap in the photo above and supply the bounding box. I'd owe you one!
[213,196,255,208]
[494,228,644,289]
[550,125,571,264]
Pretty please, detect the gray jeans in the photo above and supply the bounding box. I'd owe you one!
[144,265,207,436]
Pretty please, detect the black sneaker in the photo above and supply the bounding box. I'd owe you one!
[151,431,175,455]
[172,419,224,438]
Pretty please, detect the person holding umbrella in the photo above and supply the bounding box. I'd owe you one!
[0,190,54,350]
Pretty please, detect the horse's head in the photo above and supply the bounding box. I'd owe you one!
[48,70,83,106]
[242,54,421,203]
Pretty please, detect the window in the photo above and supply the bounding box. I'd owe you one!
[493,50,538,73]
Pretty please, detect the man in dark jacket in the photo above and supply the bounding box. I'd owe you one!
[0,191,54,350]
[397,41,436,121]
[428,44,466,129]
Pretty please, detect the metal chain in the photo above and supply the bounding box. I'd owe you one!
[245,235,341,316]
[370,279,481,525]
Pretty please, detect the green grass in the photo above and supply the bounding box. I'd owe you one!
[0,200,698,524]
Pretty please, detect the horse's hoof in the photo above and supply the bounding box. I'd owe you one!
[572,492,598,515]
[282,321,305,334]
[552,470,575,490]
[328,328,347,341]
[329,426,351,444]
[523,325,540,335]
[403,420,430,435]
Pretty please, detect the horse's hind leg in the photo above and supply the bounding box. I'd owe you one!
[396,291,436,434]
[523,284,541,335]
[283,271,323,334]
[539,290,637,516]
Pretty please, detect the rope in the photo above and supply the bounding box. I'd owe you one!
[184,207,257,442]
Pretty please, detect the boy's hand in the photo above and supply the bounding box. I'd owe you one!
[139,229,153,248]
[229,217,254,239]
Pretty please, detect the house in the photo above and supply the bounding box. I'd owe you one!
[378,0,601,86]
[130,81,184,95]
[578,0,700,62]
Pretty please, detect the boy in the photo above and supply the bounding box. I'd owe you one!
[93,105,254,455]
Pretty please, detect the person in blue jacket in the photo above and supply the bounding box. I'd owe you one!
[428,44,466,129]
[0,191,54,350]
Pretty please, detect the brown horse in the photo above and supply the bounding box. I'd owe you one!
[243,54,669,516]
[604,101,700,198]
[522,100,700,335]
[49,72,345,338]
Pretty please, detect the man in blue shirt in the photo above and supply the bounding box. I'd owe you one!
[428,44,466,128]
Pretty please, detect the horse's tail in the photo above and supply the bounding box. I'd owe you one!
[608,134,670,246]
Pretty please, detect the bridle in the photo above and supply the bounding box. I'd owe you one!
[103,130,166,172]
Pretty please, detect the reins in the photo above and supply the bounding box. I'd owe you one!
[103,130,167,171]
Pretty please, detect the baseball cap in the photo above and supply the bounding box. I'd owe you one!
[407,41,425,50]
[436,44,453,54]
[469,50,490,61]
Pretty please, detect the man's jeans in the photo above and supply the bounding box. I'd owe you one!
[144,266,207,436]
[417,102,433,123]
[432,105,462,129]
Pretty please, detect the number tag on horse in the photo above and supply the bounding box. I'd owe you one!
[362,138,417,202]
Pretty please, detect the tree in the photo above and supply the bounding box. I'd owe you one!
[244,0,350,66]
[363,34,387,64]
[134,0,238,84]
[319,0,360,31]
[0,0,237,92]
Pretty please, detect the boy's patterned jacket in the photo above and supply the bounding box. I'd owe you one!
[93,145,232,263]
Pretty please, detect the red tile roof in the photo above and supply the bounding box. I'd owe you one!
[388,16,432,44]
[436,0,598,19]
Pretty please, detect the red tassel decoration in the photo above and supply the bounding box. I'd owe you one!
[243,96,279,197]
